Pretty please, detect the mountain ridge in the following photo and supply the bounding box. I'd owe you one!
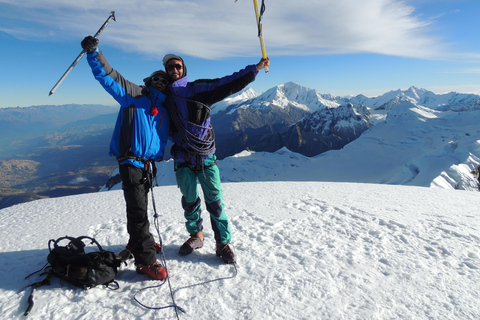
[2,84,480,209]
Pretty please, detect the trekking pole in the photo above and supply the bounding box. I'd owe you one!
[253,0,268,74]
[24,286,35,316]
[48,11,116,96]
[22,273,51,317]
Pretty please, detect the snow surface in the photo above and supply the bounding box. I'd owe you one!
[1,180,479,319]
[2,85,480,319]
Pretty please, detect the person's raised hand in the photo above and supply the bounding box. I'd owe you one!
[81,36,99,54]
[256,57,270,71]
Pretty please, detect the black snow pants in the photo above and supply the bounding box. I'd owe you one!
[119,164,156,266]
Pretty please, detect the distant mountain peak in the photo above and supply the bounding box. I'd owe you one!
[211,87,259,115]
[254,82,340,113]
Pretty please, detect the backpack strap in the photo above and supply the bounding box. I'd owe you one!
[75,236,104,252]
[48,236,83,252]
[48,236,103,253]
[22,271,52,316]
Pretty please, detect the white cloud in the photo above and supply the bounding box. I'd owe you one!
[69,176,89,185]
[426,84,480,95]
[0,0,454,59]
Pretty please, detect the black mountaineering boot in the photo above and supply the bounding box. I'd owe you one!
[179,231,204,255]
[216,243,236,264]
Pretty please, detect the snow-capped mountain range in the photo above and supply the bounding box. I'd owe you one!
[211,82,371,158]
[219,83,480,190]
[2,83,480,211]
[102,83,480,192]
[212,82,340,115]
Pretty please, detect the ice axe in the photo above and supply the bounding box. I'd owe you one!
[235,0,268,74]
[253,0,268,74]
[48,11,116,96]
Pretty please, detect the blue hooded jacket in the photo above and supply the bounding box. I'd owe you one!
[87,49,170,169]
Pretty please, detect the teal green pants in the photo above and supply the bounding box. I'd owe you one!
[175,155,231,244]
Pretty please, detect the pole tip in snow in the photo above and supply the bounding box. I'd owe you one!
[176,305,186,313]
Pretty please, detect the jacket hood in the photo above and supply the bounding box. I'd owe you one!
[162,54,187,81]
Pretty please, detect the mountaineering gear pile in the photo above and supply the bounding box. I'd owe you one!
[178,232,204,255]
[216,243,236,264]
[46,236,125,289]
[136,261,168,280]
[22,235,127,317]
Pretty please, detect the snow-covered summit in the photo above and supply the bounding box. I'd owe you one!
[210,87,259,115]
[211,82,341,116]
[360,86,480,112]
[265,82,340,112]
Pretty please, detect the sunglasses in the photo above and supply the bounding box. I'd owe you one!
[151,76,169,86]
[167,64,183,72]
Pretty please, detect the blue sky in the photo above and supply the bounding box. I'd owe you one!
[1,0,480,108]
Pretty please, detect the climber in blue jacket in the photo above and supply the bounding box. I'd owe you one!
[81,35,169,280]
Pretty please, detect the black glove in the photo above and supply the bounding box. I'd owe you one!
[81,36,99,54]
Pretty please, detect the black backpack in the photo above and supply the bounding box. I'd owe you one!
[45,236,126,289]
[23,236,130,316]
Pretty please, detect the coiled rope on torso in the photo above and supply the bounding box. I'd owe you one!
[166,91,216,157]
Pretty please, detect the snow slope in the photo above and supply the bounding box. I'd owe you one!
[2,85,480,319]
[1,181,479,319]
